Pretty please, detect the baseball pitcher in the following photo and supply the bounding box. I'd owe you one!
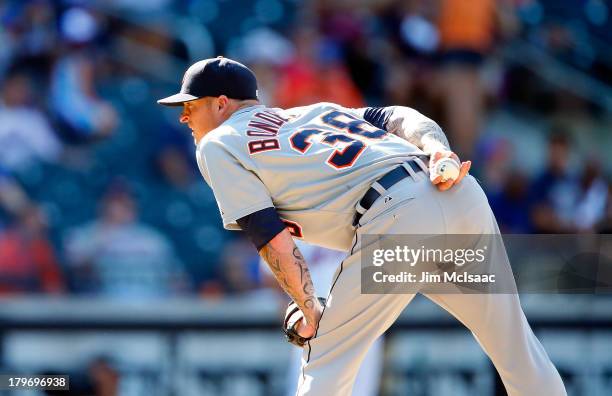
[158,57,566,396]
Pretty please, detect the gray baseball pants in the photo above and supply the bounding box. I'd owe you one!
[296,173,566,396]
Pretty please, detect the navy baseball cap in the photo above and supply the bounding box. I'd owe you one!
[157,56,258,106]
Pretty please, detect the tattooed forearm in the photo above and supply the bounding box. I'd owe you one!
[386,107,450,152]
[265,252,290,289]
[260,240,319,322]
[293,247,304,260]
[415,121,450,151]
[304,298,315,309]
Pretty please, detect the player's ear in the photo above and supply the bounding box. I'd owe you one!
[217,95,230,112]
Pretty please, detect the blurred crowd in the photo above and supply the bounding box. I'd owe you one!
[1,0,612,300]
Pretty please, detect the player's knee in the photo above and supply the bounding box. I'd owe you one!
[548,373,567,396]
[537,366,567,396]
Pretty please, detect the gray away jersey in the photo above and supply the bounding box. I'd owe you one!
[196,102,425,251]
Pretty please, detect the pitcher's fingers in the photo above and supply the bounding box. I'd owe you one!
[431,175,443,185]
[437,179,454,191]
[455,161,471,184]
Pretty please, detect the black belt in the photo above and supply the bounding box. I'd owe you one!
[353,160,424,226]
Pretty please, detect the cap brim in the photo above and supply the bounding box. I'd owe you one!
[157,93,199,106]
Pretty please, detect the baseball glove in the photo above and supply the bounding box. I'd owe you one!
[283,297,327,347]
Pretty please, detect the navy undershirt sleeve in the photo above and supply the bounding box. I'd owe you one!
[236,207,286,251]
[362,107,394,130]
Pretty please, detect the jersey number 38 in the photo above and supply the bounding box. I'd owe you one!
[289,110,388,169]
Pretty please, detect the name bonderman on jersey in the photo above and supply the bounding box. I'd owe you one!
[370,246,496,284]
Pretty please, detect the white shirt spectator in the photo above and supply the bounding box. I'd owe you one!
[0,103,62,171]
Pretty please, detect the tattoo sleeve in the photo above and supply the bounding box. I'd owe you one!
[384,106,450,153]
[259,234,319,323]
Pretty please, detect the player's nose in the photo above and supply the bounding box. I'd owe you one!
[179,113,189,124]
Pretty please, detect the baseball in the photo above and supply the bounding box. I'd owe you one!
[435,157,460,181]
